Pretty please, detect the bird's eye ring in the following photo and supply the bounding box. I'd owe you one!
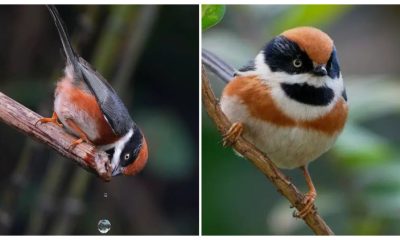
[124,153,130,160]
[293,59,302,68]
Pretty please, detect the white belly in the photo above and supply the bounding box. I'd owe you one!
[220,95,338,169]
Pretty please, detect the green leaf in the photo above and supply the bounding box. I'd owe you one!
[202,5,225,31]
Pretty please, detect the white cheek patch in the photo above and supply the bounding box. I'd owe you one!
[99,128,133,171]
[238,51,345,121]
[326,74,344,101]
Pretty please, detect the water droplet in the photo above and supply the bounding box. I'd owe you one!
[104,193,108,198]
[98,219,111,234]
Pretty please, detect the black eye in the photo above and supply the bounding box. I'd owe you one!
[124,153,130,160]
[293,59,302,68]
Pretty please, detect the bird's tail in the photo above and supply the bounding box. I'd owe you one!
[47,5,80,75]
[202,48,236,83]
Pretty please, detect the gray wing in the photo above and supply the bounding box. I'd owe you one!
[237,60,256,73]
[202,49,236,83]
[78,57,133,136]
[47,5,133,136]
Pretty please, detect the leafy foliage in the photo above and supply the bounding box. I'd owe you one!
[202,5,225,30]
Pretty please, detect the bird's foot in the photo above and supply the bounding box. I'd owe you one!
[68,138,84,150]
[294,191,317,218]
[36,112,63,127]
[222,122,243,146]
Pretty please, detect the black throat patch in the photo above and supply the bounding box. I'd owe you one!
[280,83,334,106]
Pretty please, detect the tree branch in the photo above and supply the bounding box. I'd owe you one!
[0,91,112,182]
[202,67,334,235]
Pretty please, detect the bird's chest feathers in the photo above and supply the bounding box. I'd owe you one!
[221,75,348,135]
[54,77,119,145]
[220,76,348,168]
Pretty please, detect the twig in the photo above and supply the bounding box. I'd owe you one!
[201,67,334,235]
[0,91,112,182]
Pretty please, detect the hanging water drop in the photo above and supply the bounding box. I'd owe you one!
[98,219,111,234]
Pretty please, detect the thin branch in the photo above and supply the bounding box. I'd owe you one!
[0,91,112,182]
[201,67,334,235]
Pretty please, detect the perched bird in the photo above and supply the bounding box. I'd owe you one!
[203,26,348,218]
[39,6,148,176]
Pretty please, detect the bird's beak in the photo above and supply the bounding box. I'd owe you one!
[112,165,122,176]
[312,64,327,77]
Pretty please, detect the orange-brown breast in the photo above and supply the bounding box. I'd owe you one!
[301,98,348,135]
[223,75,348,136]
[57,80,120,145]
[223,75,296,126]
[282,26,333,64]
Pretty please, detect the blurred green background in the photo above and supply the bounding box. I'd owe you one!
[0,5,198,235]
[202,5,400,235]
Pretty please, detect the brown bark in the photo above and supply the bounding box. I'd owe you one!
[0,91,112,181]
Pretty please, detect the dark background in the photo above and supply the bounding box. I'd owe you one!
[0,5,199,235]
[203,5,400,235]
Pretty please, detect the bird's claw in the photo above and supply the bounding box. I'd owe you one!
[222,122,244,146]
[294,192,317,218]
[36,112,63,127]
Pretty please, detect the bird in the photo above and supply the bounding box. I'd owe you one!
[203,26,348,218]
[38,5,148,176]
